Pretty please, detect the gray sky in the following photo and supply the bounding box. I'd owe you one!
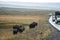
[0,0,60,3]
[0,1,60,10]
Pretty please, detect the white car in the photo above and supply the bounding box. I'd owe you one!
[55,15,60,24]
[52,15,55,22]
[52,11,60,24]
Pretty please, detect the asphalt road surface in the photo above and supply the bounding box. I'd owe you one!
[48,27,60,40]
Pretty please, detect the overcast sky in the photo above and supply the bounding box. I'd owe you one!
[0,0,60,10]
[0,0,60,3]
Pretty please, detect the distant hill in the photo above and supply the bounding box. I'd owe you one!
[0,7,54,15]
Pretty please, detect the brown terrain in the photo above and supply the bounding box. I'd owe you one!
[0,7,55,40]
[0,14,53,40]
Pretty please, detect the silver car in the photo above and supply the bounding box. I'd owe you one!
[55,15,60,24]
[52,11,60,24]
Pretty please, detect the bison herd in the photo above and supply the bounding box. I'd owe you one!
[13,22,38,34]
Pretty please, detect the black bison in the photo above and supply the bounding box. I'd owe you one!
[13,25,25,34]
[13,25,19,34]
[18,25,25,33]
[29,22,38,28]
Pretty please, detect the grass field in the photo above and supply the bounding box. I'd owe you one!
[0,15,53,40]
[0,8,54,40]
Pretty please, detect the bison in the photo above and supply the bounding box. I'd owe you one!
[13,25,19,34]
[29,22,38,29]
[13,25,25,34]
[18,25,25,33]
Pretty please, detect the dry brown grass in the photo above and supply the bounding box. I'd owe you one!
[0,15,53,40]
[0,15,39,24]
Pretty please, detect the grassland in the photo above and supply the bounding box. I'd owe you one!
[0,8,54,40]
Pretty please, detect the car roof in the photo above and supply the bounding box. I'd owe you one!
[55,11,60,15]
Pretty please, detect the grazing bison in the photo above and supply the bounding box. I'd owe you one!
[18,25,25,33]
[13,25,19,34]
[29,22,38,28]
[13,25,25,34]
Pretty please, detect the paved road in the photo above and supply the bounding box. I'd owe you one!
[48,27,60,40]
[48,16,60,40]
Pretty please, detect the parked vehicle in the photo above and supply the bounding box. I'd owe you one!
[52,11,60,24]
